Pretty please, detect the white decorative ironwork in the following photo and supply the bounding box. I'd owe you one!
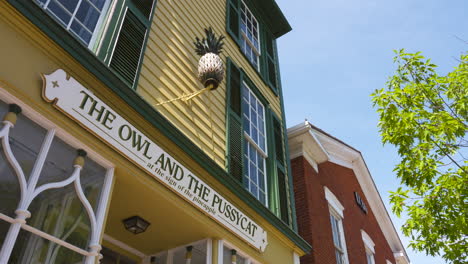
[0,105,114,264]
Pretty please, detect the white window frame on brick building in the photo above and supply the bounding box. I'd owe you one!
[362,229,375,264]
[324,186,349,264]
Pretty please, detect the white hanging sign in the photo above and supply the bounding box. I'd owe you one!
[42,69,268,251]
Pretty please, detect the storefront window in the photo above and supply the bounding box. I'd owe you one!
[101,246,137,264]
[0,97,114,264]
[222,246,247,264]
[10,229,85,264]
[0,102,47,218]
[151,239,210,264]
[220,241,257,264]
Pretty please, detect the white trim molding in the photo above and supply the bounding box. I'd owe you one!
[287,122,410,264]
[293,252,300,264]
[361,230,375,254]
[103,234,146,259]
[324,186,344,218]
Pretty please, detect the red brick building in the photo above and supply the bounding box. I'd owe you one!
[288,122,410,264]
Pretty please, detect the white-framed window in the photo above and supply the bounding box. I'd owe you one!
[218,240,259,264]
[151,239,212,264]
[0,89,114,264]
[242,82,267,205]
[34,0,112,47]
[324,187,349,264]
[240,1,261,70]
[361,230,375,264]
[366,250,375,264]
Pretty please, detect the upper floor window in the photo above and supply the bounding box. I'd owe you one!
[324,187,349,264]
[226,59,291,226]
[34,0,157,89]
[366,249,375,264]
[226,0,280,94]
[239,1,260,70]
[361,230,376,264]
[35,0,111,46]
[330,211,346,264]
[242,82,267,205]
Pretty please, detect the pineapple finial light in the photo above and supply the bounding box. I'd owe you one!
[194,27,225,90]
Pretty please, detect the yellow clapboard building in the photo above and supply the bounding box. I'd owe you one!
[0,0,311,263]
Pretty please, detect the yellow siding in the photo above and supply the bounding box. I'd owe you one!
[138,0,282,168]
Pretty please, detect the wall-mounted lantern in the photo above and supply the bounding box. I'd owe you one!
[123,216,150,234]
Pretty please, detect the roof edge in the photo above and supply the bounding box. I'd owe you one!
[254,0,292,38]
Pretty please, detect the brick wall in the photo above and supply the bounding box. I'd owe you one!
[292,157,396,264]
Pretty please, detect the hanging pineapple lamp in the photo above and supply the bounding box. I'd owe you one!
[194,27,225,90]
[155,28,225,106]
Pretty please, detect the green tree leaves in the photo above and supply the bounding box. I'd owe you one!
[371,50,468,263]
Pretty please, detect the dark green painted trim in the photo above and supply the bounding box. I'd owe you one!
[240,69,269,108]
[6,0,310,253]
[270,111,288,225]
[225,58,233,171]
[128,0,158,91]
[265,106,280,217]
[97,0,157,90]
[275,47,299,233]
[245,0,291,38]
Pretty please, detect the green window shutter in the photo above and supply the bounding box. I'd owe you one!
[108,0,156,88]
[227,60,243,182]
[226,0,240,42]
[264,31,278,93]
[277,168,290,224]
[271,114,290,225]
[109,10,146,87]
[273,117,284,165]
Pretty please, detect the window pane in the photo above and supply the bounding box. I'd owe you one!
[330,213,343,248]
[0,143,21,218]
[101,246,137,264]
[70,21,93,46]
[75,1,100,31]
[172,243,207,264]
[89,0,107,11]
[242,84,267,204]
[335,250,343,264]
[34,0,47,6]
[36,136,76,187]
[10,229,85,264]
[239,1,260,68]
[46,1,72,26]
[27,184,92,250]
[151,252,167,264]
[0,220,10,251]
[27,153,106,250]
[37,0,107,45]
[56,0,80,13]
[223,246,247,264]
[0,102,47,218]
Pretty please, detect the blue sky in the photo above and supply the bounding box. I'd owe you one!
[275,0,467,263]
